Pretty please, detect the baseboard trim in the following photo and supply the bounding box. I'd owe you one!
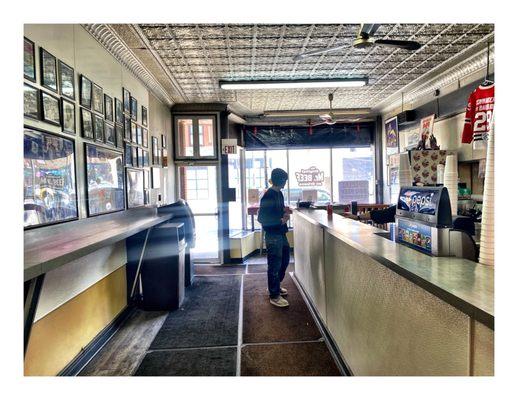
[58,306,134,376]
[290,272,353,376]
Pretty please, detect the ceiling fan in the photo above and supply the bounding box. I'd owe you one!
[294,24,422,61]
[311,93,362,126]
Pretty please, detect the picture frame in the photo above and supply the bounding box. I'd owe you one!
[152,136,159,165]
[151,167,160,189]
[61,98,76,135]
[141,106,148,127]
[115,124,124,148]
[123,88,131,114]
[80,75,92,109]
[105,122,116,146]
[93,113,104,143]
[130,96,137,121]
[58,60,75,100]
[104,94,113,121]
[81,108,94,139]
[126,168,145,209]
[115,98,124,124]
[124,116,131,141]
[131,146,138,167]
[137,147,144,167]
[40,91,61,126]
[131,121,137,143]
[144,169,150,190]
[40,48,58,93]
[142,128,148,148]
[161,134,167,148]
[92,83,104,114]
[124,143,132,166]
[137,125,142,146]
[24,84,40,120]
[24,37,36,82]
[143,150,149,167]
[385,116,399,155]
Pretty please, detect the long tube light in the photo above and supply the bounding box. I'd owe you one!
[219,78,368,90]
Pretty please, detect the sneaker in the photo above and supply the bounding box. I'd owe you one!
[270,296,289,308]
[280,287,288,296]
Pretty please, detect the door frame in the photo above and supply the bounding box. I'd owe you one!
[175,161,223,264]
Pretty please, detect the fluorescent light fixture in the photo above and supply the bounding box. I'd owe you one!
[219,78,368,90]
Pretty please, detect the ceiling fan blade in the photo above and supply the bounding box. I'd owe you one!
[293,43,350,61]
[375,39,421,51]
[319,113,332,120]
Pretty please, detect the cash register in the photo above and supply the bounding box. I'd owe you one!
[395,186,478,261]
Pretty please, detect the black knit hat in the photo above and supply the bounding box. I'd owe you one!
[271,168,288,186]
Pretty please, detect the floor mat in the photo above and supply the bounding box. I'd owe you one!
[247,263,294,274]
[242,274,321,343]
[241,342,341,376]
[194,264,246,276]
[135,347,237,376]
[149,275,241,349]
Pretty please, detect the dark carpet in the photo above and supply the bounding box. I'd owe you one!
[242,273,322,343]
[241,342,341,376]
[194,264,246,275]
[135,347,237,376]
[149,275,241,349]
[247,263,294,274]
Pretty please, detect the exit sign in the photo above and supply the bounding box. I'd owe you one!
[221,139,238,155]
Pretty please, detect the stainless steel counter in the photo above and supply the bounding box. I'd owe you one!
[24,208,172,281]
[295,209,494,328]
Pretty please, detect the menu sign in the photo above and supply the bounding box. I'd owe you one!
[397,218,432,254]
[398,188,439,215]
[295,166,324,187]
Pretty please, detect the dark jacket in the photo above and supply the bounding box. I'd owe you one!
[258,188,288,234]
[370,205,397,224]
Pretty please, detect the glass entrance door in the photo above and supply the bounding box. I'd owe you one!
[178,165,220,263]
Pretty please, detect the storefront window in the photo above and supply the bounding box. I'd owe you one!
[332,147,375,204]
[175,116,217,159]
[199,118,215,157]
[177,118,194,157]
[288,148,332,206]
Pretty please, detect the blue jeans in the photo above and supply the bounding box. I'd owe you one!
[265,232,290,298]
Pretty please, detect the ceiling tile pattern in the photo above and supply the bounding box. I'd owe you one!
[135,23,494,114]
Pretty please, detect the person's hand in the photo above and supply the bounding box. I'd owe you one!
[281,213,290,224]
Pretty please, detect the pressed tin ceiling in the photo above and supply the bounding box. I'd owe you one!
[87,23,494,117]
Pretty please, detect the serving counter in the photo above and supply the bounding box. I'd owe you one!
[292,209,494,376]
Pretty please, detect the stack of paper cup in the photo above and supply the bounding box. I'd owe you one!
[479,116,495,267]
[398,153,413,187]
[444,154,458,216]
[437,163,445,185]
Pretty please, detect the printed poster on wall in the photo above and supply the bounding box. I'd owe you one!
[385,116,399,155]
[418,114,435,149]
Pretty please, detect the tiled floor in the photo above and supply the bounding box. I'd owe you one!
[80,255,342,376]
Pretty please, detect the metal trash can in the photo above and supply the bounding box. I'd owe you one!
[140,222,186,311]
[158,200,196,287]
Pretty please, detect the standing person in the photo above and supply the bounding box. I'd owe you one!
[258,168,291,308]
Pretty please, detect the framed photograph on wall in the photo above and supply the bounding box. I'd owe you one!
[124,116,131,141]
[123,88,131,113]
[92,83,104,114]
[151,136,159,165]
[105,122,116,146]
[104,94,113,121]
[161,134,167,148]
[24,84,40,120]
[385,116,399,156]
[143,150,149,167]
[144,169,150,190]
[137,125,142,145]
[93,113,104,142]
[131,121,137,143]
[24,37,36,82]
[115,98,124,124]
[61,98,76,135]
[151,167,160,189]
[142,106,148,126]
[24,129,78,228]
[126,168,145,208]
[115,124,124,148]
[142,128,148,148]
[124,143,132,166]
[85,144,125,216]
[80,75,92,109]
[131,146,138,167]
[81,108,94,139]
[40,91,61,126]
[137,148,144,167]
[40,48,58,93]
[58,60,75,100]
[130,96,137,121]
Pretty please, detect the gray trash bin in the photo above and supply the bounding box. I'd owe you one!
[140,222,186,311]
